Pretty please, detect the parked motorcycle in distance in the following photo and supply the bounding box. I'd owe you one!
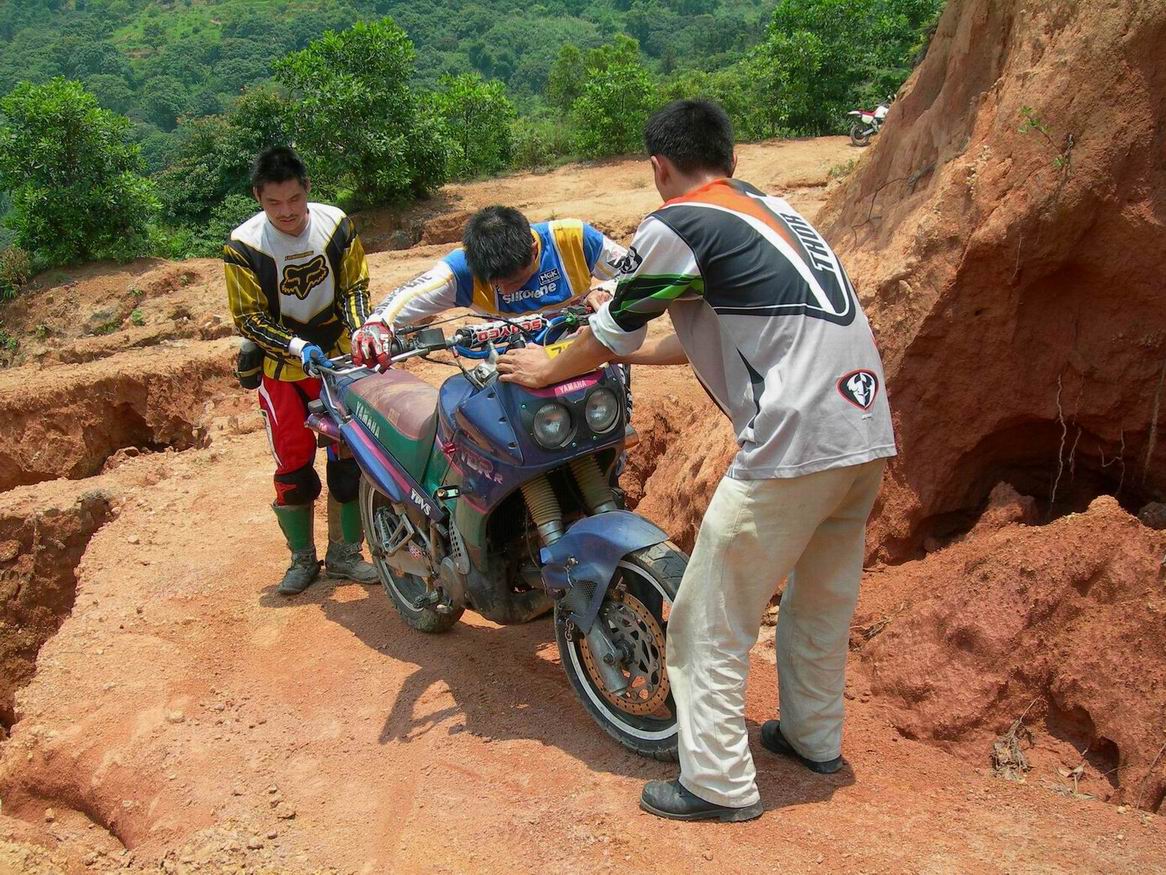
[303,307,686,760]
[848,94,894,146]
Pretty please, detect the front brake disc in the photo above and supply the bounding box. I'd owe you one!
[578,592,669,717]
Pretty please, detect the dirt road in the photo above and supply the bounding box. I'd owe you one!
[0,137,1162,873]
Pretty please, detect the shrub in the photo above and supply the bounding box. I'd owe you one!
[0,245,31,299]
[0,79,157,267]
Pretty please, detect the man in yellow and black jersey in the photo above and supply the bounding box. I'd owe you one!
[225,146,378,595]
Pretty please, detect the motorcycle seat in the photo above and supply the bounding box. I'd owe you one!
[347,369,440,448]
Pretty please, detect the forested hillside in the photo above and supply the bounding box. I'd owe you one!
[0,0,943,287]
[0,0,771,163]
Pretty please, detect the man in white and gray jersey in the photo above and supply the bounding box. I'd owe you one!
[498,99,896,822]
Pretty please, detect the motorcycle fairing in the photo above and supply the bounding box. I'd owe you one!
[339,415,446,525]
[440,367,627,506]
[539,510,669,634]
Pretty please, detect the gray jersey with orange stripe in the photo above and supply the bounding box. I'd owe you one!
[590,178,896,480]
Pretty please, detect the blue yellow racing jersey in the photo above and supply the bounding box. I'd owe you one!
[368,219,627,326]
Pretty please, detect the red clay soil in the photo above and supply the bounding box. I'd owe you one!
[816,0,1166,559]
[0,489,114,732]
[0,115,1164,871]
[0,437,1163,874]
[0,341,235,492]
[851,493,1166,813]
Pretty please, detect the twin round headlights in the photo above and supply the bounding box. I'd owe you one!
[531,387,620,449]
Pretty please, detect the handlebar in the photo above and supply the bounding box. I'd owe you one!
[400,305,591,359]
[304,305,593,379]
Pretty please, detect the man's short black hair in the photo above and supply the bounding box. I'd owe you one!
[644,99,734,176]
[463,206,533,282]
[251,146,308,192]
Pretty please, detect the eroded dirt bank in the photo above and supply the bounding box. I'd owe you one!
[852,492,1166,812]
[817,0,1166,559]
[0,489,115,733]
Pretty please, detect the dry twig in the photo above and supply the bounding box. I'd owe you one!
[1137,731,1166,809]
[992,698,1040,782]
[1050,374,1067,517]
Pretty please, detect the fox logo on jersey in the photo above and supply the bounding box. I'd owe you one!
[837,369,878,410]
[281,254,329,300]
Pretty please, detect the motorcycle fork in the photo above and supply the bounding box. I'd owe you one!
[532,458,629,681]
[521,456,617,548]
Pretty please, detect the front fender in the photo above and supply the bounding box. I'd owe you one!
[539,510,668,633]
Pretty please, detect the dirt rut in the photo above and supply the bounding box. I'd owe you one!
[0,339,237,492]
[0,489,115,732]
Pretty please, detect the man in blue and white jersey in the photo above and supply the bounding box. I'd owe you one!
[351,206,629,364]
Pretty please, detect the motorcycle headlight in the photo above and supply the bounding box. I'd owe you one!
[584,388,620,434]
[532,402,574,448]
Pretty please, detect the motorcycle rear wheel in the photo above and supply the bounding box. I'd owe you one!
[849,121,873,147]
[555,541,686,761]
[359,478,463,633]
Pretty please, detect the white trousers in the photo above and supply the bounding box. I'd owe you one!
[666,459,886,807]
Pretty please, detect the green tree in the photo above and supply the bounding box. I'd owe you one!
[156,86,291,225]
[570,36,657,159]
[138,73,190,130]
[432,73,516,178]
[83,73,135,114]
[173,192,261,258]
[547,43,584,111]
[748,0,944,135]
[509,114,574,170]
[273,18,447,204]
[0,78,157,266]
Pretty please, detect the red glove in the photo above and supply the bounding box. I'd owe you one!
[352,322,394,368]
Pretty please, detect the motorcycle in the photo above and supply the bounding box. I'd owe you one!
[303,307,685,760]
[847,95,893,147]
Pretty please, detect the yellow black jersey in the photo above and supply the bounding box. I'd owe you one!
[224,203,371,381]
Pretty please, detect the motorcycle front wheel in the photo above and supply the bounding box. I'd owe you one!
[360,477,463,633]
[555,541,686,761]
[849,121,873,147]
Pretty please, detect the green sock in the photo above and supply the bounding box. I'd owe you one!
[272,503,314,553]
[327,495,364,545]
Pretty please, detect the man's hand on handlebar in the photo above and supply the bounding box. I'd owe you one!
[352,322,394,368]
[300,343,331,372]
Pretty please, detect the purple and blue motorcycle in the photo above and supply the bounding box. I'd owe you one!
[304,308,685,759]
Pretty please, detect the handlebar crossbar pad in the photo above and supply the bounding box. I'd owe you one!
[461,314,547,347]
